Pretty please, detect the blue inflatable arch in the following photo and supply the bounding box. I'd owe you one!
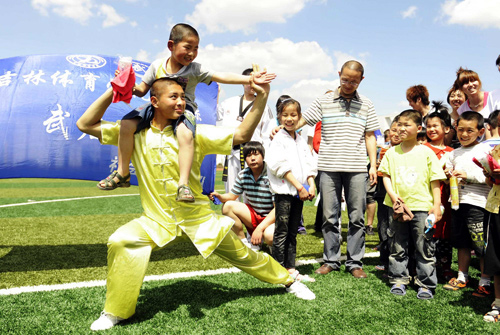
[0,54,219,194]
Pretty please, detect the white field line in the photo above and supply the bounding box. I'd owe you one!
[0,252,379,296]
[0,194,140,208]
[0,190,228,209]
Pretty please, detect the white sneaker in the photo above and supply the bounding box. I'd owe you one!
[90,312,124,331]
[250,243,261,252]
[286,281,316,300]
[241,238,252,248]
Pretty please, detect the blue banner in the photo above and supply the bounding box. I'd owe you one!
[0,54,218,194]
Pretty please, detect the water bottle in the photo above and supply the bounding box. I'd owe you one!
[450,176,459,210]
[118,56,132,72]
[425,205,445,233]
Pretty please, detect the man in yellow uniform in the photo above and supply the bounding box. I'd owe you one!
[77,67,315,331]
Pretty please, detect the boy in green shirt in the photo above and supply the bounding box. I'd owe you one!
[379,109,446,299]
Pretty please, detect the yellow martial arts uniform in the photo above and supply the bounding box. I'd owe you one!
[100,121,293,319]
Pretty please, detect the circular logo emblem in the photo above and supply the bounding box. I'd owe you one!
[132,61,149,74]
[66,55,107,69]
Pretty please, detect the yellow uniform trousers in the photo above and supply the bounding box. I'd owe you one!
[103,220,293,319]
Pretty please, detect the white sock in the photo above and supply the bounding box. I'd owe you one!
[479,277,491,287]
[457,271,468,282]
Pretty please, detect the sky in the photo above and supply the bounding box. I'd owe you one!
[1,0,500,127]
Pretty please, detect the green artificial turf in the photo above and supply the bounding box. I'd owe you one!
[0,177,497,334]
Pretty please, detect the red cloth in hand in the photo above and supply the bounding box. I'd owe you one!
[111,65,136,104]
[313,121,321,154]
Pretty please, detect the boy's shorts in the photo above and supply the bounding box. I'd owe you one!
[245,204,267,235]
[122,102,196,136]
[366,175,376,204]
[450,204,486,256]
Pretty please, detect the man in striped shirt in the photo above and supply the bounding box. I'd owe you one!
[210,141,275,251]
[293,60,380,278]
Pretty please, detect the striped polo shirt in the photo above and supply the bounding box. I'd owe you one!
[230,163,274,216]
[303,88,380,172]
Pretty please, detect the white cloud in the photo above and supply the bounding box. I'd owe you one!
[156,38,335,83]
[333,51,368,74]
[401,6,417,19]
[135,49,150,62]
[185,0,309,34]
[271,78,340,112]
[31,0,93,24]
[398,100,409,108]
[440,0,500,29]
[98,4,126,28]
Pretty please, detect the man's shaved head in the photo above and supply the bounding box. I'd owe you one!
[150,78,183,98]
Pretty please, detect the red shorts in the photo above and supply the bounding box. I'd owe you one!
[245,204,266,235]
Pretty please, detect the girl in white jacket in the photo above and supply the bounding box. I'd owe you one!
[267,96,317,281]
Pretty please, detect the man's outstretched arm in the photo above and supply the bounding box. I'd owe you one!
[233,65,270,146]
[76,87,114,141]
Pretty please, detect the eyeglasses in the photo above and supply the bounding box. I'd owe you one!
[340,79,359,87]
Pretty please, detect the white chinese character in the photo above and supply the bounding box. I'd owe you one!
[51,70,73,87]
[23,70,46,85]
[132,62,148,74]
[77,133,98,141]
[0,71,17,87]
[129,163,136,176]
[80,72,100,92]
[43,104,70,140]
[195,110,202,122]
[109,156,119,172]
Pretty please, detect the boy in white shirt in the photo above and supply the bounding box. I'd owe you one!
[444,111,492,297]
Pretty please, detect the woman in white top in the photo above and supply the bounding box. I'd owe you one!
[455,67,496,140]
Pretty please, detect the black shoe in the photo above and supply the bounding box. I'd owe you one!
[366,226,374,235]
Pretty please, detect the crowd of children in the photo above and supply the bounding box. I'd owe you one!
[94,21,500,328]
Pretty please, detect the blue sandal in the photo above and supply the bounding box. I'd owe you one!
[390,284,406,296]
[417,287,433,300]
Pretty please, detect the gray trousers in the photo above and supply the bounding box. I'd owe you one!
[320,171,366,271]
[387,209,437,289]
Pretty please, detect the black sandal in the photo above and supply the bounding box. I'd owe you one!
[97,171,131,190]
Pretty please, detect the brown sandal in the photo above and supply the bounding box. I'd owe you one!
[97,171,131,190]
[176,184,195,202]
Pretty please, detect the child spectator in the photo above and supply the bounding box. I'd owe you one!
[267,97,317,282]
[374,116,401,272]
[444,112,492,297]
[379,109,446,299]
[484,110,500,148]
[423,101,454,281]
[482,144,500,321]
[365,175,376,236]
[209,142,275,251]
[99,23,275,204]
[417,128,428,144]
[383,129,391,147]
